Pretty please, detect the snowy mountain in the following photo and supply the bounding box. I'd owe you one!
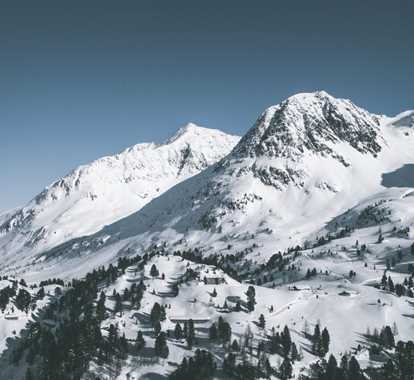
[27,93,406,261]
[0,92,413,380]
[0,124,239,272]
[8,91,411,283]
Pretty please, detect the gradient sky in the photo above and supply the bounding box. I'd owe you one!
[1,0,413,211]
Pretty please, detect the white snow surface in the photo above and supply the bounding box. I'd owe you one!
[0,124,239,272]
[16,91,414,282]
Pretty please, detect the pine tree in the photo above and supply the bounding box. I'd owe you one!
[258,314,265,329]
[154,332,169,358]
[150,264,159,278]
[282,325,292,357]
[380,325,395,348]
[279,358,293,380]
[231,339,240,352]
[15,288,31,313]
[114,292,123,316]
[326,354,338,379]
[96,291,106,321]
[313,324,321,354]
[154,320,161,336]
[209,323,218,341]
[321,327,330,356]
[187,319,195,349]
[174,322,183,340]
[245,285,256,312]
[150,302,162,325]
[348,356,362,379]
[218,317,232,344]
[290,342,299,362]
[135,330,145,352]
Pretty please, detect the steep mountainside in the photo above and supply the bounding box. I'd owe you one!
[0,124,239,270]
[16,91,414,281]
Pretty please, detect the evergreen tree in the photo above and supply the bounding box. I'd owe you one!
[135,330,145,352]
[231,339,240,352]
[290,342,299,362]
[114,292,123,316]
[154,332,169,358]
[218,317,232,344]
[245,286,256,312]
[209,323,218,341]
[174,322,183,340]
[348,356,362,380]
[150,264,159,278]
[380,325,395,348]
[150,302,162,325]
[258,313,265,329]
[154,320,161,336]
[96,291,106,321]
[326,354,338,380]
[321,327,330,356]
[15,288,31,313]
[281,325,292,357]
[223,353,236,376]
[279,358,293,380]
[187,319,195,349]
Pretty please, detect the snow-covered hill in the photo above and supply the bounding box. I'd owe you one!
[0,92,413,380]
[27,91,414,281]
[0,124,239,272]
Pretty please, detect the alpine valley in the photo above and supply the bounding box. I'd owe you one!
[1,92,414,380]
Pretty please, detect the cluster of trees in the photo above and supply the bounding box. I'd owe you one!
[370,325,396,348]
[112,280,146,316]
[170,349,216,380]
[305,354,365,380]
[148,302,170,356]
[8,254,144,380]
[310,324,330,357]
[0,284,17,312]
[39,278,65,287]
[174,319,195,348]
[15,288,32,313]
[306,268,318,279]
[0,281,39,314]
[380,273,414,298]
[209,316,232,344]
[173,248,244,281]
[349,270,357,279]
[223,354,263,380]
[268,325,301,362]
[368,339,414,380]
[150,302,167,335]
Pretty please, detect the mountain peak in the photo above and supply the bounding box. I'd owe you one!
[231,91,382,162]
[166,122,231,144]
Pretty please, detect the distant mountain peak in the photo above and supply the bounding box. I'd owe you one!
[0,124,239,256]
[166,122,234,144]
[231,90,383,162]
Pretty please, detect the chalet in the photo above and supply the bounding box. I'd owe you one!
[203,276,226,285]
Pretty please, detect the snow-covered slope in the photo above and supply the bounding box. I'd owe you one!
[0,124,239,270]
[15,91,414,281]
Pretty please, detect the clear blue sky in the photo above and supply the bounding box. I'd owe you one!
[1,0,413,211]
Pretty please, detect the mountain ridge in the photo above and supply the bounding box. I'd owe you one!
[0,123,240,267]
[10,91,414,282]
